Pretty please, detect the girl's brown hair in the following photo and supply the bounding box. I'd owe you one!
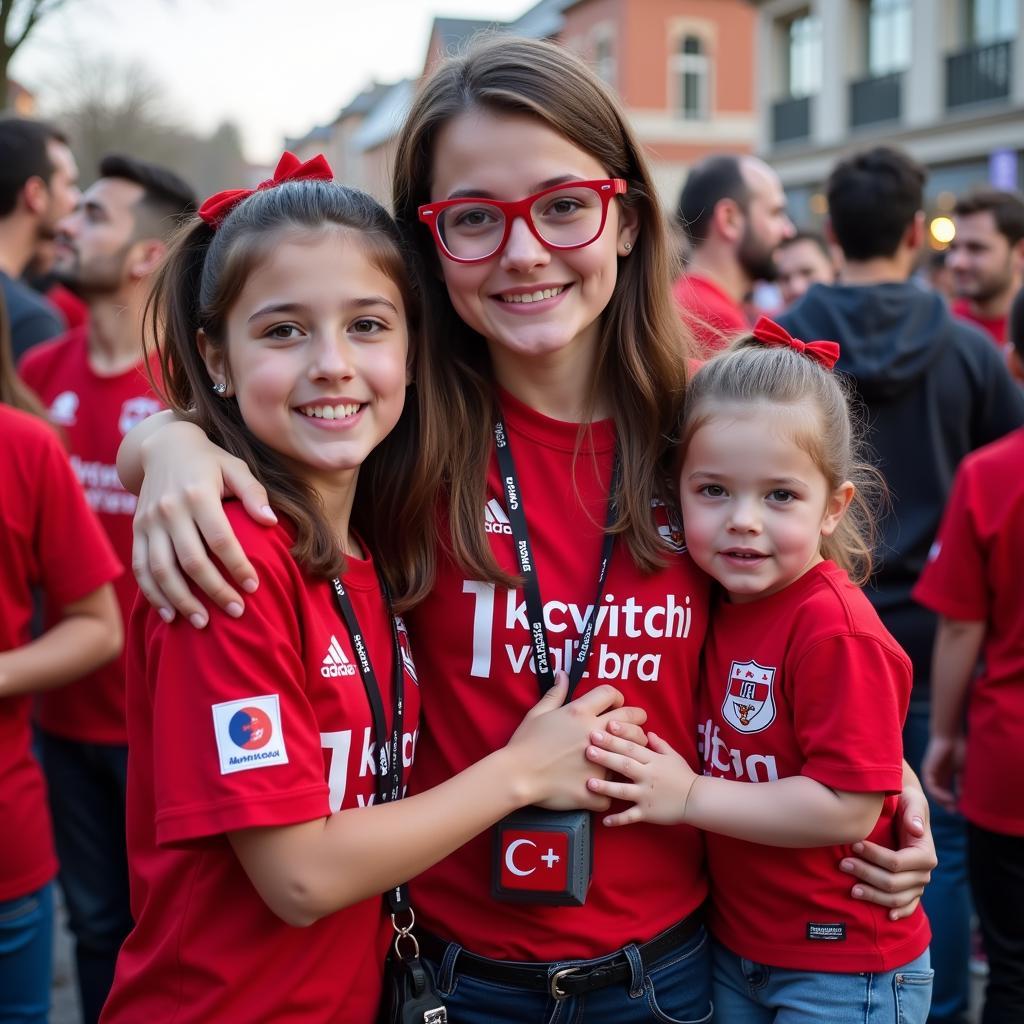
[147,180,428,595]
[0,289,46,417]
[392,35,692,605]
[680,340,883,585]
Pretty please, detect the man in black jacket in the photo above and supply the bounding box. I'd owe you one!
[779,146,1024,1024]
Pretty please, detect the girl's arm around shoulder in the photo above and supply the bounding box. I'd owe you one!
[228,675,649,927]
[585,730,884,846]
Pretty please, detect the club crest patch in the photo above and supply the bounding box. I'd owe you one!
[722,660,777,734]
[212,694,289,774]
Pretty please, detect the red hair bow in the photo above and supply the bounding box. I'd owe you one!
[197,151,334,228]
[750,316,840,371]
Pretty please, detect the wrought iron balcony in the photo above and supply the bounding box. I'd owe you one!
[849,72,903,129]
[946,40,1012,109]
[772,95,812,145]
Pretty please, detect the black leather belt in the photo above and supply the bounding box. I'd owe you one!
[418,909,703,1001]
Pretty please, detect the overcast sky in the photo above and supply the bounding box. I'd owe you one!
[11,0,532,163]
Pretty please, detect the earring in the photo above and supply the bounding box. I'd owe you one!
[623,242,632,252]
[212,382,227,395]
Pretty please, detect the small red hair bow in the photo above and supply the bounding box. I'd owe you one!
[750,316,840,371]
[197,151,334,228]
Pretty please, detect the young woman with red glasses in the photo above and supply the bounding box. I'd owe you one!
[118,38,936,1023]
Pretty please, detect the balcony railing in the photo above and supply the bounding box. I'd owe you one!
[946,40,1012,109]
[849,72,903,129]
[772,95,812,145]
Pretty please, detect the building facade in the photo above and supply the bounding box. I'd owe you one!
[752,0,1024,226]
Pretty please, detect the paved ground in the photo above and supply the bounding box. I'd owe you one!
[46,900,985,1022]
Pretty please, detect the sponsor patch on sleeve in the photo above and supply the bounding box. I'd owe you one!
[212,694,289,775]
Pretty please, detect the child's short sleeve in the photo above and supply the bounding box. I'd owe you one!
[791,633,911,793]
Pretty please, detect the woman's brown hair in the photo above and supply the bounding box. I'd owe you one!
[0,288,46,417]
[392,35,692,606]
[147,180,428,596]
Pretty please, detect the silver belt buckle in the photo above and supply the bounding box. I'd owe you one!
[549,966,579,1001]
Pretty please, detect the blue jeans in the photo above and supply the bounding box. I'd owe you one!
[424,925,713,1023]
[37,731,132,1024]
[0,884,53,1024]
[712,941,933,1023]
[903,702,971,1024]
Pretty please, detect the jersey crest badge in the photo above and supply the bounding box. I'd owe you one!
[722,660,776,734]
[395,616,419,685]
[118,396,162,436]
[212,694,289,774]
[651,497,686,553]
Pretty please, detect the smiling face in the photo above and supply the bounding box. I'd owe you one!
[428,109,638,372]
[204,228,408,511]
[680,400,852,603]
[948,210,1020,305]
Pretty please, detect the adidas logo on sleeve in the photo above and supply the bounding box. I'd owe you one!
[484,498,512,535]
[321,635,358,678]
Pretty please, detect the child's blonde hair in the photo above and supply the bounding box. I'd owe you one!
[680,337,884,585]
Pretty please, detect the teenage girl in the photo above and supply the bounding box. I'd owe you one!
[586,319,934,1022]
[98,162,647,1024]
[117,40,935,1023]
[0,292,123,1023]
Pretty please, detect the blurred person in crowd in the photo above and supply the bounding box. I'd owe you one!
[674,153,794,353]
[779,145,1024,1024]
[775,230,837,308]
[0,119,79,360]
[926,248,956,303]
[948,188,1024,350]
[19,153,195,1024]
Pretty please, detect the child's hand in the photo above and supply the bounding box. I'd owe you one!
[921,734,964,814]
[585,730,697,827]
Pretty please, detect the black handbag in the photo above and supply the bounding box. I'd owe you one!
[378,909,448,1024]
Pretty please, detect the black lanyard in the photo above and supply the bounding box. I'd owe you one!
[330,571,407,913]
[493,413,619,701]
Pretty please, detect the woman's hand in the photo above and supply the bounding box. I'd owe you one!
[506,673,648,811]
[921,735,964,814]
[840,781,936,920]
[130,420,274,625]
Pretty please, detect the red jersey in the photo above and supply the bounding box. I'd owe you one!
[699,561,930,971]
[20,326,162,743]
[102,508,421,1024]
[952,298,1008,349]
[913,428,1024,836]
[406,389,710,960]
[673,272,748,355]
[0,405,120,900]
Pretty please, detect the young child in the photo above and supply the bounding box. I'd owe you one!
[99,156,645,1024]
[0,291,123,1024]
[914,287,1024,1023]
[587,317,933,1022]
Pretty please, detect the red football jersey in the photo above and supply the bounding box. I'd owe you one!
[20,326,163,743]
[913,428,1024,836]
[406,389,710,960]
[700,561,930,971]
[102,508,421,1024]
[952,298,1008,349]
[673,272,749,355]
[0,405,120,900]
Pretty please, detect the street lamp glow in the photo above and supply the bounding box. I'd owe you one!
[930,216,956,246]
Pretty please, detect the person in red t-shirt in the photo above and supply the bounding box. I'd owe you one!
[673,154,795,354]
[115,42,936,1023]
[0,293,122,1024]
[101,158,644,1024]
[948,188,1024,356]
[19,153,195,1024]
[914,424,1024,1022]
[589,320,932,1022]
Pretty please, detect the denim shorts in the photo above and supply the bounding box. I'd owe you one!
[423,923,713,1024]
[711,940,933,1023]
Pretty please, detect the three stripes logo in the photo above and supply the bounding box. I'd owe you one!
[484,497,513,535]
[321,635,358,678]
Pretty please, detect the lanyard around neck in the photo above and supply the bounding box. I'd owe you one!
[492,413,619,702]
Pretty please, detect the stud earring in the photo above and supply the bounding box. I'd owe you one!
[212,382,227,395]
[623,242,632,252]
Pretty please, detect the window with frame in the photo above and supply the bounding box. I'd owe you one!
[867,0,911,76]
[786,13,822,98]
[966,0,1017,43]
[671,34,710,120]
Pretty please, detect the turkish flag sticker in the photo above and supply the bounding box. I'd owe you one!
[498,828,570,893]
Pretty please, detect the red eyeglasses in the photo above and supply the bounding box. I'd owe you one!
[418,178,628,264]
